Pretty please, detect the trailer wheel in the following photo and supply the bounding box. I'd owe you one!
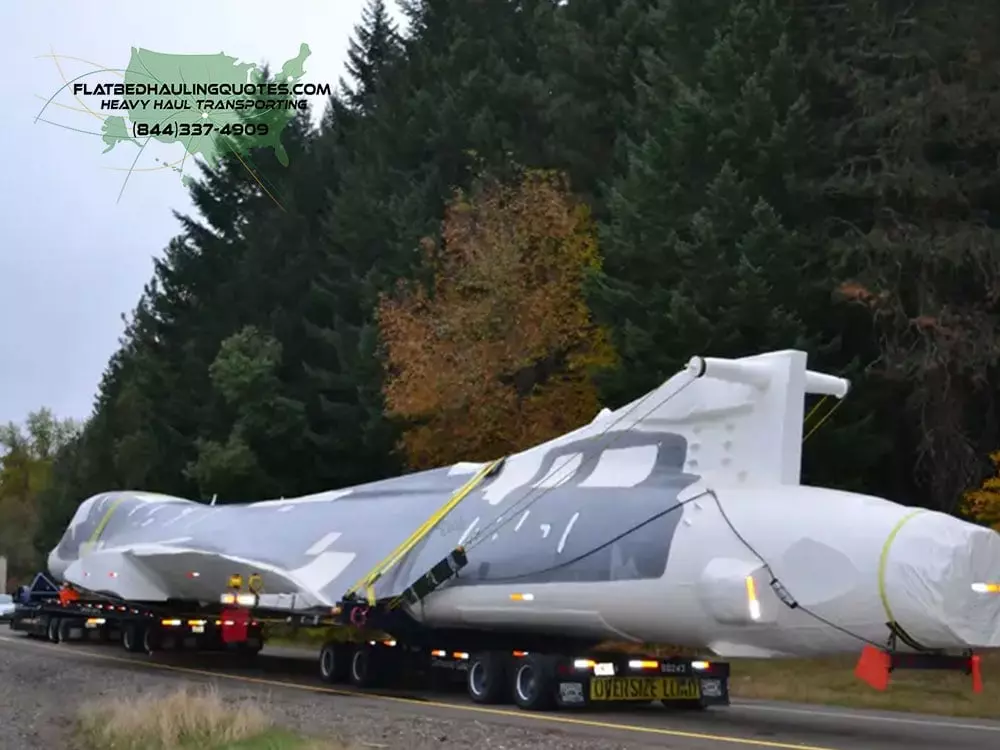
[349,645,385,688]
[512,654,556,711]
[234,640,262,662]
[122,623,145,653]
[58,618,76,642]
[142,626,159,654]
[47,617,61,644]
[319,641,350,684]
[663,698,708,711]
[467,652,509,704]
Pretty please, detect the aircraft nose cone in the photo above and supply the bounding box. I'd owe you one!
[885,511,1000,649]
[47,548,67,581]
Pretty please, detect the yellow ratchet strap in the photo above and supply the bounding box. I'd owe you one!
[344,458,504,606]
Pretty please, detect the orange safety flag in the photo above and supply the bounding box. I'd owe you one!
[971,654,983,693]
[854,645,891,691]
[58,586,80,605]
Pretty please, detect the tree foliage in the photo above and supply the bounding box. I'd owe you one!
[21,0,1000,568]
[0,410,79,581]
[825,0,1000,512]
[378,168,616,468]
[962,451,1000,531]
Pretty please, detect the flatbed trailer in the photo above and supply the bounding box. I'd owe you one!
[289,595,732,711]
[8,571,730,712]
[10,599,264,655]
[8,574,264,656]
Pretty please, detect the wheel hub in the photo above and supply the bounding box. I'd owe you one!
[515,664,535,702]
[469,661,486,696]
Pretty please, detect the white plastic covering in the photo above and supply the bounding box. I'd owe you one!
[46,349,1000,657]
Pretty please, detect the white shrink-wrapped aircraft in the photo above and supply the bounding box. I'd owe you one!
[42,349,1000,705]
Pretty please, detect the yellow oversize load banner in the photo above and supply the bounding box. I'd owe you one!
[589,676,701,701]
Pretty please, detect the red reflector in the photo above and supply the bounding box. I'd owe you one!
[220,607,249,643]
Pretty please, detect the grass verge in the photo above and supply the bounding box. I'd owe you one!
[75,686,349,749]
[268,628,1000,719]
[728,651,1000,719]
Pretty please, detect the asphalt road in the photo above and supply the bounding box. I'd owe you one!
[2,633,999,750]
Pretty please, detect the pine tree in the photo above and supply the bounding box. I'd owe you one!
[589,0,888,493]
[594,0,820,397]
[341,0,402,112]
[819,0,1000,511]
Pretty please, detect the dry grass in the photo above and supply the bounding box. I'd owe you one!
[727,651,1000,718]
[594,641,999,716]
[602,641,1000,718]
[74,686,349,750]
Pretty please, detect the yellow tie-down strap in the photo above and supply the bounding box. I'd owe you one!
[80,495,126,556]
[345,458,504,606]
[877,509,926,636]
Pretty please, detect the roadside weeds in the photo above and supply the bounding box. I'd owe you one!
[729,652,1000,719]
[74,686,352,750]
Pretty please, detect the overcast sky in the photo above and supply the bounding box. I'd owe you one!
[0,0,405,427]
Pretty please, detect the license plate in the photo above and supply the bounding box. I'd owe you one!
[192,625,205,634]
[589,677,701,701]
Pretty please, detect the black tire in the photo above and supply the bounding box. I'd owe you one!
[122,623,145,653]
[58,618,76,642]
[348,645,385,688]
[663,698,708,710]
[234,640,262,663]
[467,651,509,704]
[47,617,61,643]
[319,641,350,684]
[511,654,557,711]
[142,626,158,654]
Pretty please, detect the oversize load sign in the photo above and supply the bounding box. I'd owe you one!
[589,676,701,701]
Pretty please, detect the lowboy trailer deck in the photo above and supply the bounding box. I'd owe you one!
[9,573,264,655]
[8,571,730,712]
[300,593,731,711]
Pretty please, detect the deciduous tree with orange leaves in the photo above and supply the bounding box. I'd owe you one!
[377,167,617,470]
[962,452,1000,532]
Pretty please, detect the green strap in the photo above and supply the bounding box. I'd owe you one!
[877,509,925,628]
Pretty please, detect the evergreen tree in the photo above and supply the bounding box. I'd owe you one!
[36,0,1000,527]
[594,0,822,398]
[817,0,1000,511]
[340,0,402,112]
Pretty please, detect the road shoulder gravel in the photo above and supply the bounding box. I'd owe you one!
[0,635,649,750]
